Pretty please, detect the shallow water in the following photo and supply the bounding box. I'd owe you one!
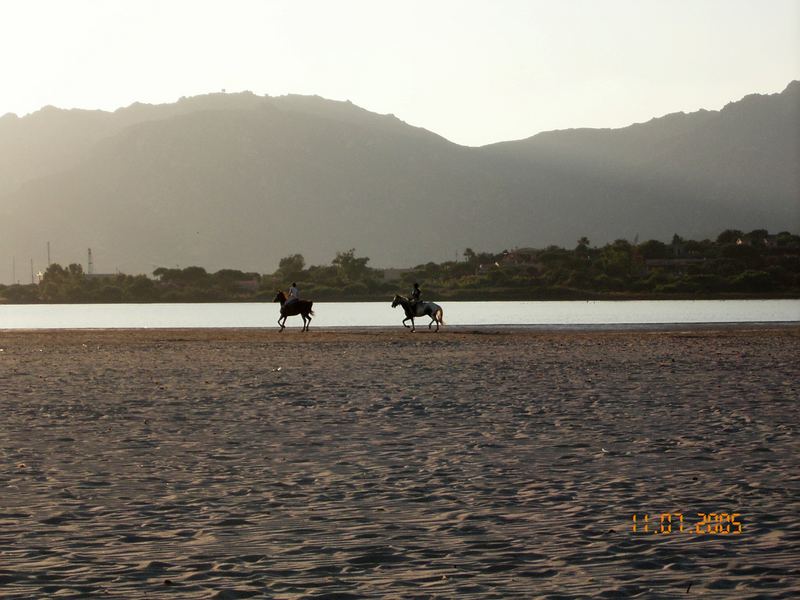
[0,299,798,329]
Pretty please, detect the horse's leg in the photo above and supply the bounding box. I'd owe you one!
[428,310,440,332]
[402,317,411,329]
[306,311,311,331]
[278,315,286,331]
[424,307,435,330]
[410,317,415,332]
[301,313,309,332]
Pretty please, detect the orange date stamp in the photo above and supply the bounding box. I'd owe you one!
[631,513,743,535]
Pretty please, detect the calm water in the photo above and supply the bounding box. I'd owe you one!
[0,300,798,329]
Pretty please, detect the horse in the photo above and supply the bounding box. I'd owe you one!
[273,290,314,332]
[391,294,444,332]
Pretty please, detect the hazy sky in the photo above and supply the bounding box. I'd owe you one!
[2,0,798,146]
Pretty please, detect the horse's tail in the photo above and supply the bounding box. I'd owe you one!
[436,307,444,325]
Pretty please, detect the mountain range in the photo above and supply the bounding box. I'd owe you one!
[1,82,798,281]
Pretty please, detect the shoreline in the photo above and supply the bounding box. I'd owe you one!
[2,321,799,336]
[3,293,800,305]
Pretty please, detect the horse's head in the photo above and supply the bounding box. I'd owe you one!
[391,294,402,308]
[274,290,287,303]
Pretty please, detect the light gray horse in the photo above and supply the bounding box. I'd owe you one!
[391,294,444,332]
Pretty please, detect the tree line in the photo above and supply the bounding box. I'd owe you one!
[1,229,798,304]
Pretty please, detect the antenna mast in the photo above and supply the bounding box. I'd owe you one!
[88,248,94,275]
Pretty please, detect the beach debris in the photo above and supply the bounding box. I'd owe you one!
[601,448,609,453]
[16,462,26,469]
[686,581,692,593]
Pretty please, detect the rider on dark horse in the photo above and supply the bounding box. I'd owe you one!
[286,282,300,307]
[274,284,314,332]
[410,282,421,314]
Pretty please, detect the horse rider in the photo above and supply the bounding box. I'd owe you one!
[286,282,300,307]
[410,282,421,313]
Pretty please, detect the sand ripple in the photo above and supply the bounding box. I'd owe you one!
[1,327,798,598]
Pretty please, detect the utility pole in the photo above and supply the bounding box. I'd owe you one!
[88,248,94,275]
[30,259,34,284]
[47,241,51,266]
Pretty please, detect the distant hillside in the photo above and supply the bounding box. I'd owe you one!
[485,80,799,245]
[1,83,797,281]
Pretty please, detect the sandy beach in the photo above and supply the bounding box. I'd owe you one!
[1,326,799,599]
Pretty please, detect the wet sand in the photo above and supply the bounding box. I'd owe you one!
[1,326,799,598]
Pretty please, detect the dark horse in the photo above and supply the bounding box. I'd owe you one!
[391,294,444,332]
[273,291,314,332]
